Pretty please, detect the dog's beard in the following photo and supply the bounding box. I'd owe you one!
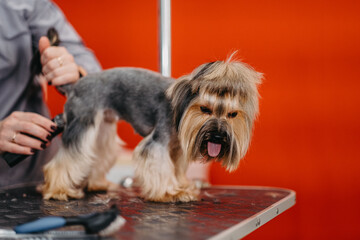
[179,105,251,172]
[195,119,231,160]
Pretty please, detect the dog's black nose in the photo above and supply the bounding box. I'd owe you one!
[213,134,222,141]
[210,133,225,143]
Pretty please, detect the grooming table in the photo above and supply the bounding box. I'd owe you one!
[0,184,295,239]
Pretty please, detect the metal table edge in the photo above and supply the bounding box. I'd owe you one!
[208,186,296,240]
[207,184,296,192]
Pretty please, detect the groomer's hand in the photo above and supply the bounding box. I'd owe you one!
[39,36,85,86]
[0,112,56,155]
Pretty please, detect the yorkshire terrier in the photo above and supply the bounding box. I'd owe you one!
[39,53,262,202]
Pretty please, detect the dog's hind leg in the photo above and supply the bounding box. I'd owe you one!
[40,111,104,200]
[40,144,88,200]
[134,131,198,202]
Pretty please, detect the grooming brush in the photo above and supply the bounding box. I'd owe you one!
[14,205,125,237]
[1,114,65,167]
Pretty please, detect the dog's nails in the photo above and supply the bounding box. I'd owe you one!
[51,125,57,131]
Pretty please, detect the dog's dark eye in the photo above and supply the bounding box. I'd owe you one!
[200,106,212,115]
[228,112,238,118]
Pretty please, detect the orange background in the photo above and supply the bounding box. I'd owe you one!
[50,1,360,239]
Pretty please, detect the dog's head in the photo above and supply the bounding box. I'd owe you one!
[166,54,262,171]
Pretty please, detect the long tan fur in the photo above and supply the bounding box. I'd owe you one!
[40,111,122,200]
[167,57,262,171]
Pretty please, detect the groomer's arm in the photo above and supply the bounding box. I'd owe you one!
[27,0,102,80]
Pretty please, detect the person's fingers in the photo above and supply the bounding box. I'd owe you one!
[0,140,34,155]
[13,133,47,151]
[42,54,75,75]
[40,46,80,86]
[39,36,51,55]
[13,121,52,144]
[44,64,79,85]
[10,112,56,134]
[52,72,79,86]
[0,112,55,154]
[40,46,68,66]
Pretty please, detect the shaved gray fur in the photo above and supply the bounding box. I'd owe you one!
[62,68,174,149]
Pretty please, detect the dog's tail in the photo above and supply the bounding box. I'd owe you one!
[28,27,74,97]
[47,28,74,95]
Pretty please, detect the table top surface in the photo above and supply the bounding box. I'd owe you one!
[0,184,295,240]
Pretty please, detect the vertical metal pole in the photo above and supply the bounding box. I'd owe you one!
[159,0,171,77]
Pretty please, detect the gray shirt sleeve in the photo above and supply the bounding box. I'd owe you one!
[0,0,102,119]
[26,0,102,73]
[0,0,102,187]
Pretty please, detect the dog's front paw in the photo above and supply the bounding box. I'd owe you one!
[144,188,199,203]
[170,189,199,202]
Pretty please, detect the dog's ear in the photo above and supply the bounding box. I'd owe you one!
[166,62,217,130]
[166,77,197,131]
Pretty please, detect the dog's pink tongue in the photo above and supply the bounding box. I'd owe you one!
[207,142,221,157]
